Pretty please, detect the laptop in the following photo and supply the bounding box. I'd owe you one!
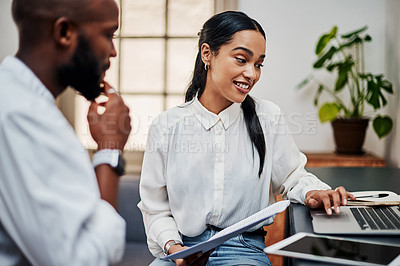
[311,205,400,235]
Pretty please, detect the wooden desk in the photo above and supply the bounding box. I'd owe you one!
[304,152,385,168]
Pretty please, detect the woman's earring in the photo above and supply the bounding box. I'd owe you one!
[204,64,209,71]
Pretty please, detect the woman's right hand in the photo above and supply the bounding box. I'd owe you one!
[169,244,212,266]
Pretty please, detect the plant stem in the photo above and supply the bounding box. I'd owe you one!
[335,37,363,117]
[313,78,351,115]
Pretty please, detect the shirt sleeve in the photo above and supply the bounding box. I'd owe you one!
[0,108,125,266]
[269,110,331,204]
[137,123,182,257]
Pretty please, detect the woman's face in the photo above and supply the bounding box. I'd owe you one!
[201,30,266,113]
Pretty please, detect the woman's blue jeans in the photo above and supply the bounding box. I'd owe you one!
[150,227,272,266]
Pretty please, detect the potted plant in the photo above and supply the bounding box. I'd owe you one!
[298,25,394,154]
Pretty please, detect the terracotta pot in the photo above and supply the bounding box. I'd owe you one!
[331,118,369,154]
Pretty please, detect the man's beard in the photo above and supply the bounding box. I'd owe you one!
[57,35,108,101]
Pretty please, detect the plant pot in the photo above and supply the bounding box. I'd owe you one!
[331,118,369,154]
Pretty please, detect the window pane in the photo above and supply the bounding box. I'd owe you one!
[75,96,96,150]
[167,39,197,93]
[166,95,185,109]
[114,0,120,37]
[104,39,119,88]
[121,0,165,36]
[123,95,164,151]
[120,39,164,93]
[168,0,214,36]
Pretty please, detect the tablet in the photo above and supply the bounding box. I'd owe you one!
[264,233,400,266]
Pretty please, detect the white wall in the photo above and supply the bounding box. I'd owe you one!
[239,0,399,166]
[385,0,400,167]
[0,0,18,60]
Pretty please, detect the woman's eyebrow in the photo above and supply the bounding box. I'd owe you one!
[232,46,265,58]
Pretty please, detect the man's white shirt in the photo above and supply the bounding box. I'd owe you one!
[0,56,125,266]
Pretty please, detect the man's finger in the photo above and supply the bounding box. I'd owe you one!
[88,101,99,114]
[107,88,119,95]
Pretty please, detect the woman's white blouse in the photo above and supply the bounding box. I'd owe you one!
[138,96,330,257]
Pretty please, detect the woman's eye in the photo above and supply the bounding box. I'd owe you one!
[256,63,264,68]
[235,57,246,64]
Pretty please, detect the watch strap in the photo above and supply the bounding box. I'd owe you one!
[92,149,125,176]
[163,240,183,256]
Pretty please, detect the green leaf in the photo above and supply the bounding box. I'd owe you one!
[381,79,393,93]
[364,35,372,41]
[340,25,368,39]
[313,46,337,68]
[329,26,338,37]
[296,75,313,90]
[373,116,393,138]
[313,85,324,106]
[366,80,380,109]
[335,69,349,92]
[319,103,340,122]
[340,36,363,49]
[366,75,393,109]
[326,63,338,72]
[334,59,353,92]
[315,26,337,55]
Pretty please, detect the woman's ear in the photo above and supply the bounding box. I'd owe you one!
[53,17,77,47]
[200,43,212,66]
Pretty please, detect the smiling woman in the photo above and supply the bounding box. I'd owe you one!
[138,10,354,266]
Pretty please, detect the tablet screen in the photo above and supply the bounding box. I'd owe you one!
[281,235,400,265]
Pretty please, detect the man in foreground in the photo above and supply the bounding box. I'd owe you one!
[0,0,131,265]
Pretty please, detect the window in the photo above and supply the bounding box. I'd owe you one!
[75,0,215,151]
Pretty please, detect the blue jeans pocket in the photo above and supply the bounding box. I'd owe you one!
[238,234,266,253]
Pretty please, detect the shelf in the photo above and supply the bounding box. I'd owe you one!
[304,152,386,168]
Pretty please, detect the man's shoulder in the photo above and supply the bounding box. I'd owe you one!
[0,58,44,112]
[0,73,31,114]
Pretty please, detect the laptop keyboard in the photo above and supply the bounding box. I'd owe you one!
[350,206,400,230]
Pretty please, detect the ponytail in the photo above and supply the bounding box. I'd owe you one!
[241,96,265,176]
[185,53,206,101]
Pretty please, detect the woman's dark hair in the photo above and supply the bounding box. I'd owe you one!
[185,11,266,177]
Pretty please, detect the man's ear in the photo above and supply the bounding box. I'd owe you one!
[53,17,77,47]
[201,43,212,66]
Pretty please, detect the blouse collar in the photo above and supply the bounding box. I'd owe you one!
[191,96,241,131]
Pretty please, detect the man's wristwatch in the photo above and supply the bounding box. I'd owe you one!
[163,240,183,256]
[92,149,125,176]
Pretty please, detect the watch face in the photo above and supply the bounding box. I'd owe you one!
[115,155,125,176]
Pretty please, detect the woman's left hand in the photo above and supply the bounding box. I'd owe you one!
[305,186,356,215]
